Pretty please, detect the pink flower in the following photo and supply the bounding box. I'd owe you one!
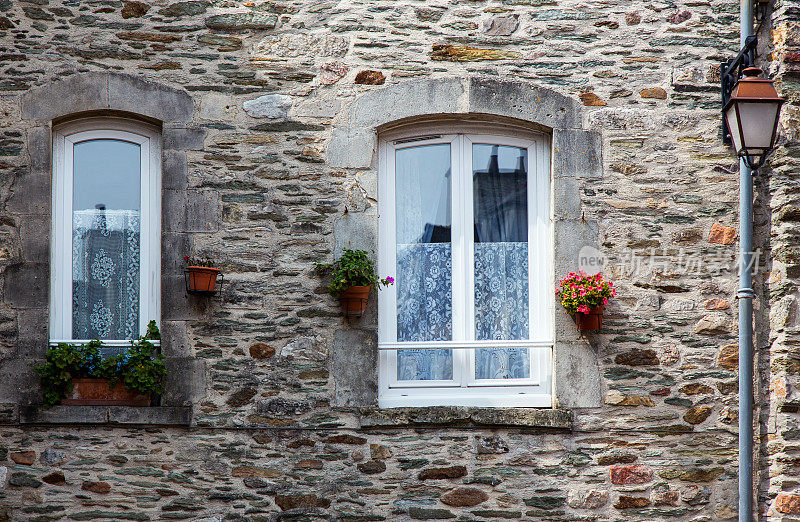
[386,276,395,284]
[603,298,608,305]
[578,305,589,313]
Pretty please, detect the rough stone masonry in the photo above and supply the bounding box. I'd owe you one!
[0,0,798,520]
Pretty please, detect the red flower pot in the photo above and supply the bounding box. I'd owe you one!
[62,378,151,406]
[187,266,221,292]
[574,306,604,331]
[339,285,371,317]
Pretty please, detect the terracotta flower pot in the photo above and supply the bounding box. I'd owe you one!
[187,266,221,292]
[339,285,371,317]
[62,378,151,406]
[574,306,604,331]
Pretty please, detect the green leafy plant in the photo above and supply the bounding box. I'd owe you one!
[316,249,394,297]
[35,322,166,408]
[34,340,103,408]
[555,271,616,315]
[99,338,166,396]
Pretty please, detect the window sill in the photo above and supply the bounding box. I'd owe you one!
[357,406,572,430]
[19,405,191,426]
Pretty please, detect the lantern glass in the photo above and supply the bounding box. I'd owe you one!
[724,103,743,154]
[739,101,780,153]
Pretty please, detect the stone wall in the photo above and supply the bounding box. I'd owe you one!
[0,0,784,519]
[759,0,800,518]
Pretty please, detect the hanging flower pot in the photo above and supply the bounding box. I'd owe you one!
[555,271,616,333]
[62,378,151,406]
[574,305,604,331]
[186,266,221,293]
[315,249,395,319]
[339,285,372,317]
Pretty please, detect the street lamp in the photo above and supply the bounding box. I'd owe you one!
[723,67,786,169]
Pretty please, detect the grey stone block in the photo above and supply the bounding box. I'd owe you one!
[554,219,599,279]
[21,72,109,121]
[332,328,378,408]
[27,126,51,172]
[554,308,582,343]
[185,189,220,233]
[162,150,188,190]
[349,76,467,129]
[0,358,39,407]
[20,405,108,424]
[165,189,220,233]
[553,343,603,408]
[18,405,192,425]
[22,72,193,123]
[6,168,50,215]
[162,189,187,233]
[333,212,377,258]
[161,275,210,321]
[358,406,572,429]
[3,263,47,309]
[16,307,48,356]
[553,342,602,408]
[160,320,191,357]
[553,176,581,221]
[553,129,603,180]
[108,406,192,425]
[163,126,206,151]
[161,357,206,407]
[107,73,193,123]
[327,127,376,169]
[162,232,190,276]
[20,215,49,263]
[468,77,582,130]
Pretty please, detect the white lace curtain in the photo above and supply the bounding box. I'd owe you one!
[72,209,140,340]
[396,243,530,381]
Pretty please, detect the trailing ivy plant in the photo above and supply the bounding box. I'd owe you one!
[35,321,166,408]
[316,249,394,297]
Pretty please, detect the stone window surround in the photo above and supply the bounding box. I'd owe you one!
[2,72,213,425]
[328,76,604,412]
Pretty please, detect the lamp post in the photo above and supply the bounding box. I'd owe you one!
[721,32,785,521]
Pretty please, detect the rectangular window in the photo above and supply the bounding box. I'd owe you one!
[50,119,161,348]
[378,128,552,408]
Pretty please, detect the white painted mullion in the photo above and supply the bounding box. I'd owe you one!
[463,136,478,386]
[541,136,554,342]
[449,135,467,387]
[62,135,75,340]
[379,138,397,391]
[139,138,150,337]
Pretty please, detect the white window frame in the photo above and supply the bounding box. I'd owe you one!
[378,121,553,408]
[50,117,161,346]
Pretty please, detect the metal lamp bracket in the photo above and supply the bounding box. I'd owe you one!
[721,34,758,144]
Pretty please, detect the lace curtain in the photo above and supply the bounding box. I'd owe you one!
[396,243,453,381]
[395,243,529,381]
[474,242,530,379]
[72,209,140,340]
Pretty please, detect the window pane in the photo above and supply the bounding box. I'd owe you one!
[395,143,453,380]
[72,139,141,340]
[473,144,530,379]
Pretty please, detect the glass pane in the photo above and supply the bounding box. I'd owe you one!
[395,143,453,380]
[475,347,530,380]
[72,139,141,340]
[473,144,530,379]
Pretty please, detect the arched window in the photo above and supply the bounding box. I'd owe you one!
[50,118,161,347]
[378,121,553,407]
